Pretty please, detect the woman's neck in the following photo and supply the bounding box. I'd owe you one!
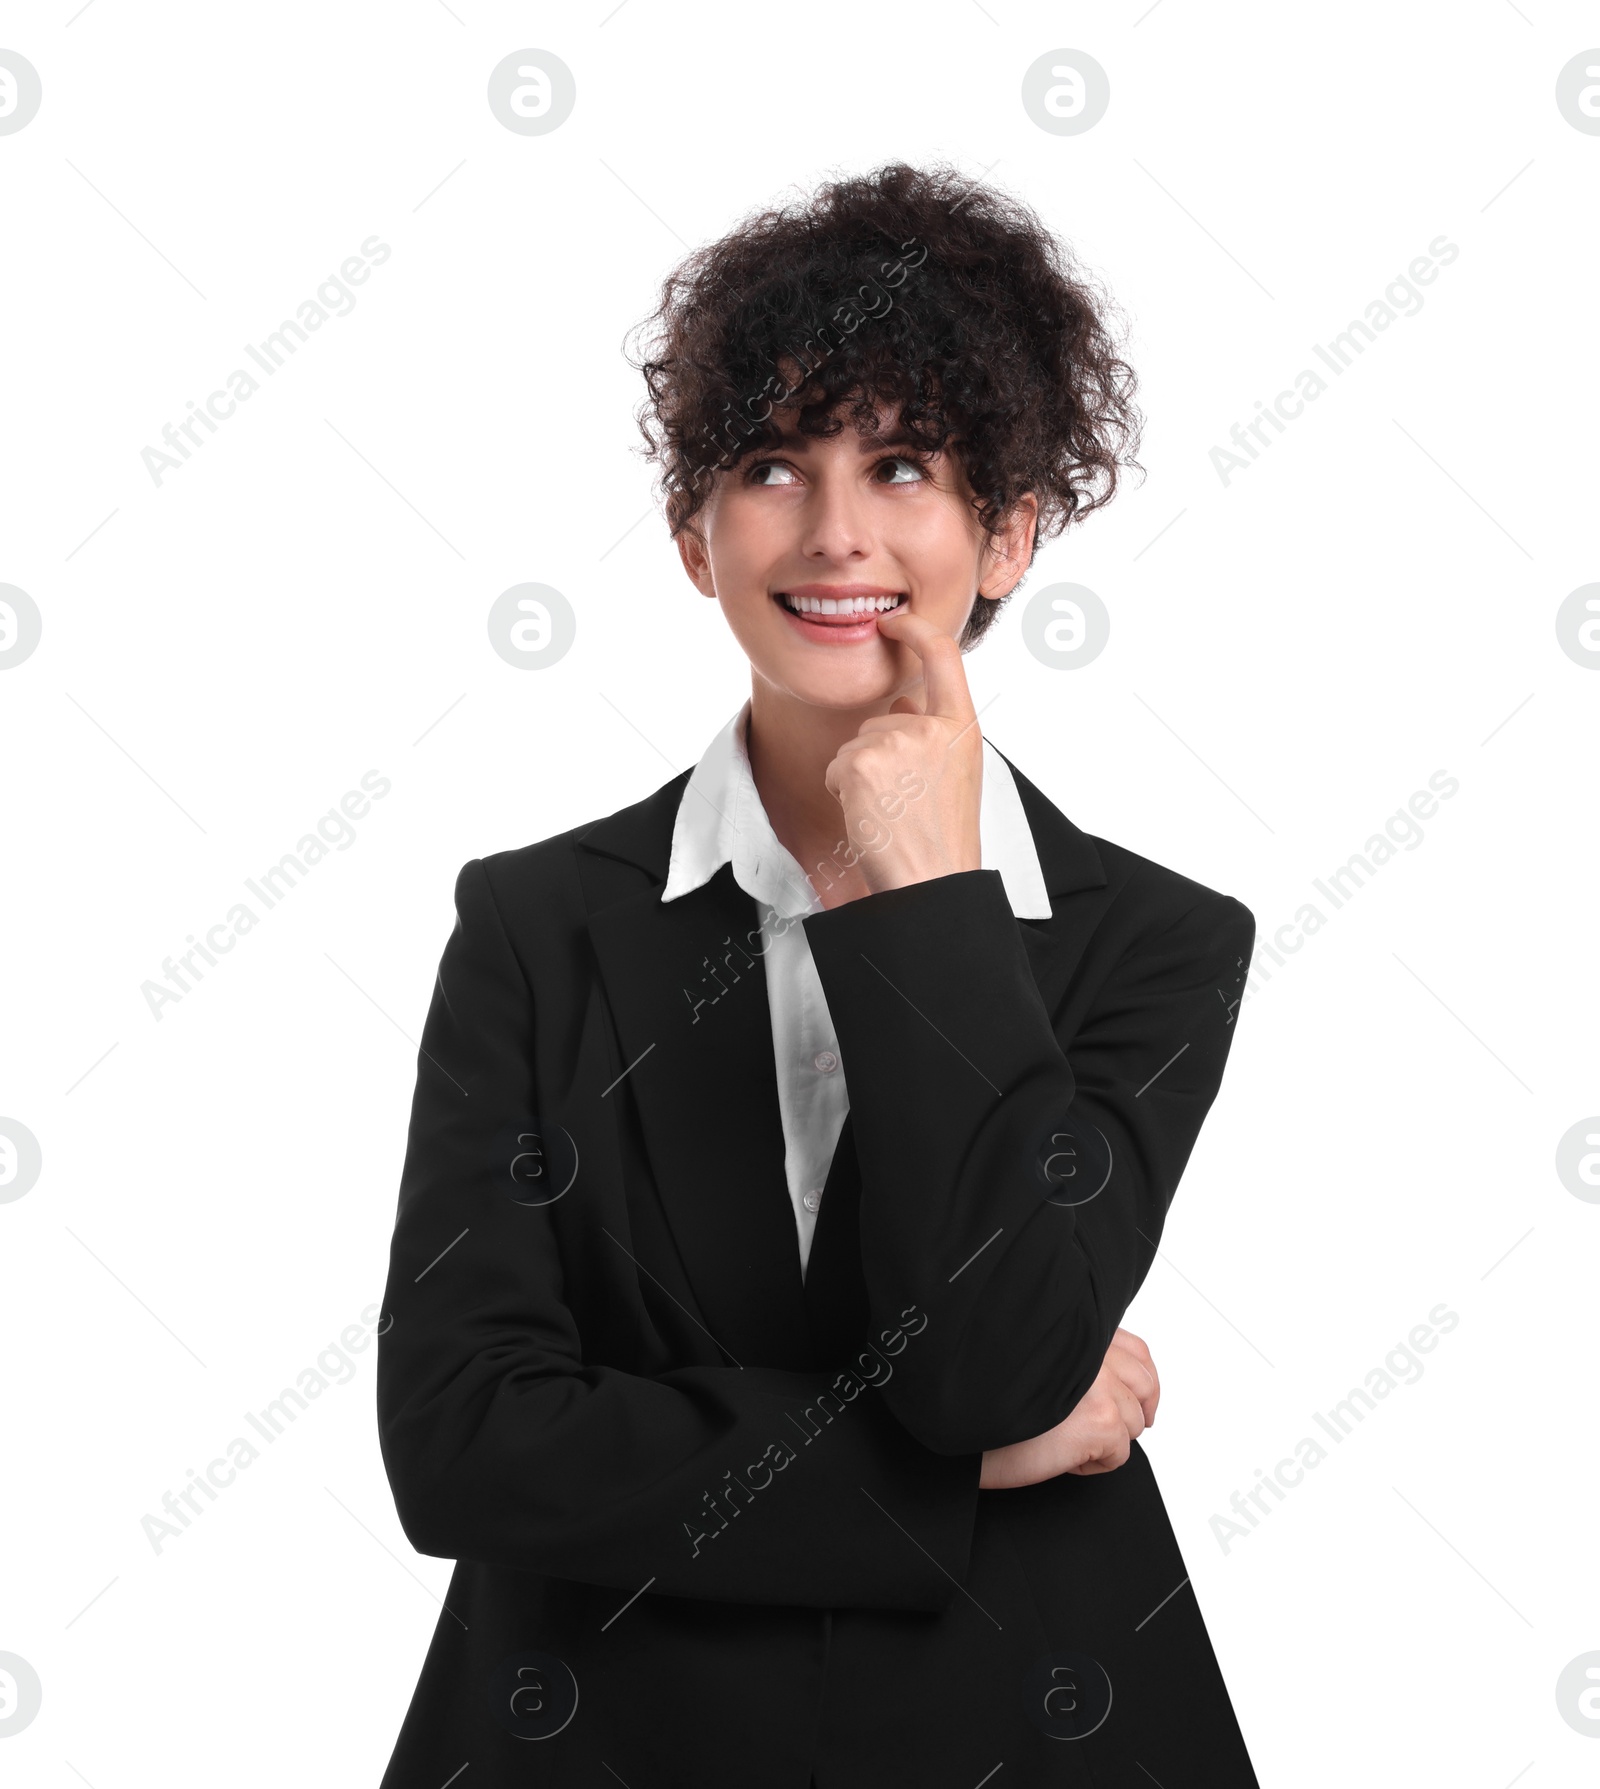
[744,676,889,907]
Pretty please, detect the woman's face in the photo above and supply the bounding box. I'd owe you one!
[677,400,1036,713]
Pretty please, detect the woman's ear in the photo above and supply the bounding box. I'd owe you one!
[977,491,1040,600]
[675,523,716,598]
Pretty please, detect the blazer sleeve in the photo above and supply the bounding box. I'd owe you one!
[802,867,1255,1457]
[375,857,981,1613]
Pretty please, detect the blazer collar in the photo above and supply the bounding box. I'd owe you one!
[576,766,688,890]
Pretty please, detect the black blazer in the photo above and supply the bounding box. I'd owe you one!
[375,752,1260,1788]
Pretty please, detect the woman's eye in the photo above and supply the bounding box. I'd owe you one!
[877,455,927,484]
[748,460,800,486]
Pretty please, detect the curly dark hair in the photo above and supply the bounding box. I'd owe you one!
[625,160,1141,648]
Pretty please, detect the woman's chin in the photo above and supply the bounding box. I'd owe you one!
[768,664,904,713]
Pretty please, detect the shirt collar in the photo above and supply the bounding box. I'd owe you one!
[662,701,1054,920]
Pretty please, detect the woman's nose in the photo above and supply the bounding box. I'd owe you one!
[797,471,875,562]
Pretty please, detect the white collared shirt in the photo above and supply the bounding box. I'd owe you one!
[662,701,1052,1278]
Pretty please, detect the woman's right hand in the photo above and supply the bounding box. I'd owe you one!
[978,1327,1161,1489]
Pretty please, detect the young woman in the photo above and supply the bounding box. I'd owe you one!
[376,161,1259,1787]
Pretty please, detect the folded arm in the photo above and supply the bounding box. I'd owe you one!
[803,868,1255,1456]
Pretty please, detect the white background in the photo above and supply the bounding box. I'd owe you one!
[2,2,1597,1783]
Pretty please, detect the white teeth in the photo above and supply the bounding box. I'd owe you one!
[780,593,904,615]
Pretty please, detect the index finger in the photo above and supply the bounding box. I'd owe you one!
[876,607,977,725]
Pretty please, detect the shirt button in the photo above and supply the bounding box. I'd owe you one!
[802,1189,824,1213]
[812,1050,839,1073]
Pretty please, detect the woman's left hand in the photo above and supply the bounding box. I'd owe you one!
[978,1327,1161,1488]
[823,609,984,894]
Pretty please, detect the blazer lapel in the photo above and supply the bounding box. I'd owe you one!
[581,791,815,1372]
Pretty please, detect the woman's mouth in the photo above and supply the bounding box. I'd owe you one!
[773,586,905,643]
